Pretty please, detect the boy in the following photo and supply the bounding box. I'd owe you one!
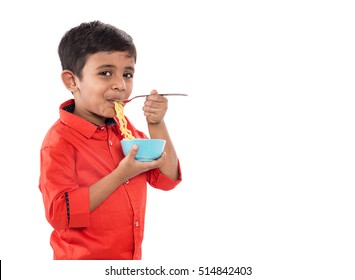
[39,21,182,260]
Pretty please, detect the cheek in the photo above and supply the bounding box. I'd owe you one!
[89,83,104,94]
[81,78,105,92]
[126,80,134,90]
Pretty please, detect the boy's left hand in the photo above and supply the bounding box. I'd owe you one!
[143,89,167,124]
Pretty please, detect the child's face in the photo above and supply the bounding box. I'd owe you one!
[72,51,135,125]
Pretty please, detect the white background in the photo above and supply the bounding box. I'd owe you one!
[0,0,355,279]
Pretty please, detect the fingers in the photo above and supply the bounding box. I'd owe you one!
[143,109,165,123]
[119,146,165,180]
[127,144,166,166]
[143,105,167,123]
[143,94,167,112]
[144,151,166,169]
[132,150,166,172]
[145,96,167,107]
[142,90,168,123]
[146,89,167,102]
[143,104,166,115]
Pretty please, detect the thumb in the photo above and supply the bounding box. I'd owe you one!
[127,144,138,160]
[150,89,158,95]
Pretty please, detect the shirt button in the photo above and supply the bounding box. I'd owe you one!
[124,180,129,184]
[100,127,105,131]
[135,220,139,227]
[109,140,113,146]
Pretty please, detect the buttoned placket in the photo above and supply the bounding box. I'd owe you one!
[133,214,140,258]
[105,126,120,166]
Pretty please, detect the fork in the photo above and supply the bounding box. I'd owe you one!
[115,93,188,104]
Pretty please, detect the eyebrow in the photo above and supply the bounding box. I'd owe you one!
[96,64,135,72]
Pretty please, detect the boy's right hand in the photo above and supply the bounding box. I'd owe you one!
[117,144,166,181]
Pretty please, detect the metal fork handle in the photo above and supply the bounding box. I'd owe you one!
[119,93,188,103]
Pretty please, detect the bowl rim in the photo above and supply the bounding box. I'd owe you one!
[121,138,166,143]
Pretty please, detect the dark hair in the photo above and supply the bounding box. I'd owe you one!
[58,21,137,79]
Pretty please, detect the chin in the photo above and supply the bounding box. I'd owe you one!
[107,111,117,119]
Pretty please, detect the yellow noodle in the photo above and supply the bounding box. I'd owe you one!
[114,101,135,139]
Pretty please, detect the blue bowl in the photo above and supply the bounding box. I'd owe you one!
[121,139,166,162]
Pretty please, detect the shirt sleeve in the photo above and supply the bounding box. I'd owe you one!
[39,146,90,230]
[147,160,182,191]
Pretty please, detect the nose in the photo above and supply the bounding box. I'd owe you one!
[112,77,126,92]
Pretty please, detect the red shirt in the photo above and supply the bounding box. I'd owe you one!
[39,99,181,260]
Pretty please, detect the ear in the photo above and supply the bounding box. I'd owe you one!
[61,70,79,92]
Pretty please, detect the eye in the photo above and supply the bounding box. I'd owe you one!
[124,72,134,79]
[99,71,112,77]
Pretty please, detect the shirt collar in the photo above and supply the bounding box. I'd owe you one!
[59,99,117,138]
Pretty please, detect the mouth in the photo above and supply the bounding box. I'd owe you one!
[106,99,117,107]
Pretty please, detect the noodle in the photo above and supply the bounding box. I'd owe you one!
[114,101,135,140]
